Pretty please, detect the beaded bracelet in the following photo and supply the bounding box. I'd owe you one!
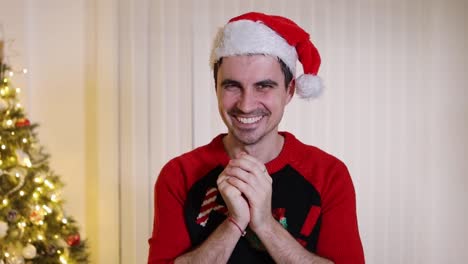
[228,216,246,237]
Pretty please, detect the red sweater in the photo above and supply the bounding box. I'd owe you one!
[148,132,364,263]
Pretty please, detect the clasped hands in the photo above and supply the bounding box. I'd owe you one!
[217,152,274,233]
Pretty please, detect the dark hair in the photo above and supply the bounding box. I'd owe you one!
[213,56,294,88]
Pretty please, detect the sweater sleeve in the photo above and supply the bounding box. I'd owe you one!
[315,161,365,264]
[148,159,192,264]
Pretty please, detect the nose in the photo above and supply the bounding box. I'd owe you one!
[236,89,257,113]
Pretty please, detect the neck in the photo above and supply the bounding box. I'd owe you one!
[223,132,284,163]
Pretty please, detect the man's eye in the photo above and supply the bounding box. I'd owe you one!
[224,85,239,90]
[258,84,273,89]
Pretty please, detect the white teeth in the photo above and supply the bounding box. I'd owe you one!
[237,116,262,124]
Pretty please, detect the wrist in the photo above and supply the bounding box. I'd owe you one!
[250,215,277,236]
[227,213,249,230]
[227,216,247,236]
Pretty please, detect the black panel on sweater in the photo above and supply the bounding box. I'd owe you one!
[184,165,322,263]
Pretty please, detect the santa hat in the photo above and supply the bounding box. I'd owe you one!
[210,12,323,99]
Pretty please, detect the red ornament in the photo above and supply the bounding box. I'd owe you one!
[66,233,81,247]
[15,118,31,127]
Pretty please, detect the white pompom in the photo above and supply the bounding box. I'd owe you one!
[8,255,25,264]
[0,221,8,238]
[295,74,324,99]
[0,98,8,111]
[22,244,37,259]
[15,149,31,167]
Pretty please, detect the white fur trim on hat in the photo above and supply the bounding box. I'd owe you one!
[296,74,323,99]
[210,20,298,74]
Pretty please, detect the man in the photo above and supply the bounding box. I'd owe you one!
[148,12,364,264]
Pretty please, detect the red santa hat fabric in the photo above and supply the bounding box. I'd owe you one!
[210,12,323,99]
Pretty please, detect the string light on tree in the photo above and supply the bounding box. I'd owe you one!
[0,50,89,262]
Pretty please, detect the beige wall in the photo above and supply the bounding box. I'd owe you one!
[1,0,467,263]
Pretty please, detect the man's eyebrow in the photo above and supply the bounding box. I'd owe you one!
[254,79,279,87]
[220,79,242,87]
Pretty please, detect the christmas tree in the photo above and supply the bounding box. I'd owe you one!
[0,40,89,263]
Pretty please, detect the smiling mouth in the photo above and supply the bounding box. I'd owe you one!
[235,116,263,124]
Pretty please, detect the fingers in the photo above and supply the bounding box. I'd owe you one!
[216,172,228,186]
[228,153,272,184]
[217,168,251,226]
[223,165,251,183]
[219,152,272,200]
[224,155,272,206]
[226,176,256,200]
[220,153,275,232]
[230,154,263,174]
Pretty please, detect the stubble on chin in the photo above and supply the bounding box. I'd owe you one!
[229,126,272,147]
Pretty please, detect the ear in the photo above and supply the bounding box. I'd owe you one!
[286,79,295,104]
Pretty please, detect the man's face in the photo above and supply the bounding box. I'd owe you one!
[216,55,294,146]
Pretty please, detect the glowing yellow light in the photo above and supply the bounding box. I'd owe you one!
[25,158,32,167]
[3,78,7,83]
[35,205,41,211]
[39,220,44,225]
[18,222,27,228]
[10,131,15,135]
[37,187,43,193]
[23,68,28,74]
[0,90,4,96]
[4,86,9,91]
[1,144,5,150]
[16,88,21,93]
[59,255,68,264]
[38,234,44,240]
[54,234,59,239]
[19,190,25,196]
[2,199,8,206]
[22,138,28,143]
[33,192,40,199]
[51,194,58,202]
[16,103,22,108]
[8,71,14,77]
[6,119,13,126]
[34,176,44,183]
[62,218,68,224]
[0,160,3,165]
[43,205,52,214]
[45,179,55,189]
[4,252,10,258]
[57,249,62,254]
